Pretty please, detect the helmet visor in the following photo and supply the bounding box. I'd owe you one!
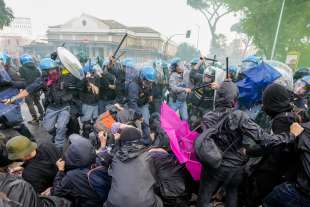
[294,79,309,96]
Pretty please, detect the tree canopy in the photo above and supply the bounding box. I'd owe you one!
[176,42,200,62]
[186,0,231,54]
[186,0,310,66]
[0,0,14,29]
[223,0,310,66]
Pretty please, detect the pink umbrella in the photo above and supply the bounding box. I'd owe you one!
[160,103,202,181]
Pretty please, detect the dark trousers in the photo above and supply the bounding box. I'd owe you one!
[263,182,310,207]
[197,165,243,207]
[25,92,44,120]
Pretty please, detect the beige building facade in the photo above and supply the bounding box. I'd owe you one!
[24,14,177,63]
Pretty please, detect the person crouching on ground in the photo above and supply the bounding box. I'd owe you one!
[105,127,163,207]
[51,136,103,207]
[6,136,60,194]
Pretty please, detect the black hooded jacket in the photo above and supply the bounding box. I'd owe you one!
[0,173,38,207]
[202,81,295,168]
[106,128,162,207]
[22,141,60,193]
[52,138,102,207]
[262,84,310,197]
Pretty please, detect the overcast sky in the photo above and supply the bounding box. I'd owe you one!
[4,0,239,54]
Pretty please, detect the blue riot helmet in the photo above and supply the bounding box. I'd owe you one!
[82,64,93,74]
[0,53,5,64]
[190,58,200,65]
[19,54,34,65]
[122,58,134,67]
[124,60,135,69]
[39,58,58,71]
[228,65,239,80]
[294,75,310,97]
[0,53,11,65]
[82,60,96,74]
[170,57,181,67]
[141,66,156,82]
[170,57,184,73]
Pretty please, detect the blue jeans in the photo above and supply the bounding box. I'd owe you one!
[42,106,70,149]
[81,104,99,122]
[169,98,188,121]
[138,104,150,125]
[264,182,310,207]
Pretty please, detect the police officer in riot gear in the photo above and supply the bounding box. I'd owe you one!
[0,53,33,139]
[5,58,81,151]
[188,58,217,125]
[292,75,310,122]
[19,54,44,124]
[127,66,156,125]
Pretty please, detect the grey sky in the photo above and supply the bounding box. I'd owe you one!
[5,0,239,54]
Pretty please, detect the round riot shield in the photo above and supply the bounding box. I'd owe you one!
[265,60,294,91]
[57,47,84,80]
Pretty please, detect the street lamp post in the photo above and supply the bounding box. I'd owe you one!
[194,24,200,49]
[163,31,191,60]
[271,0,286,60]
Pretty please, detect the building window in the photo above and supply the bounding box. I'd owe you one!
[82,20,87,26]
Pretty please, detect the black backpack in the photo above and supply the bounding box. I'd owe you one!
[194,111,240,169]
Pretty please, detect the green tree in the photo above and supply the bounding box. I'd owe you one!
[0,0,14,29]
[223,0,310,66]
[186,0,231,54]
[176,42,200,62]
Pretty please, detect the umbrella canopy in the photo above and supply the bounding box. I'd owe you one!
[265,60,294,91]
[237,61,281,108]
[160,103,201,180]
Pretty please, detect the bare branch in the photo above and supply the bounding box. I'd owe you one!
[199,8,215,34]
[213,9,232,26]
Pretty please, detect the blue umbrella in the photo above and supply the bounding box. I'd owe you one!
[237,62,281,108]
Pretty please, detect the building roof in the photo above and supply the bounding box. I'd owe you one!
[128,26,159,34]
[48,13,159,34]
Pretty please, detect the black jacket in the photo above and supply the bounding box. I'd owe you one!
[0,173,38,207]
[19,63,41,84]
[203,81,295,168]
[99,70,116,101]
[52,139,102,207]
[26,74,81,108]
[106,143,162,207]
[22,141,60,193]
[296,122,310,196]
[128,80,152,110]
[77,77,100,105]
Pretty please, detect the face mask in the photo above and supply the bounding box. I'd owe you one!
[47,69,60,86]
